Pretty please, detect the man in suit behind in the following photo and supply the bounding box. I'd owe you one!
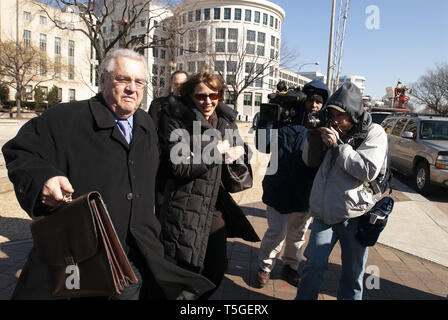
[148,70,188,129]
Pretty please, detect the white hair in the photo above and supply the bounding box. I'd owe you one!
[100,48,148,77]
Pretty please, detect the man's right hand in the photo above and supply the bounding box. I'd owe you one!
[41,176,74,207]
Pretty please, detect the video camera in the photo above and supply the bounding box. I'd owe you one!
[259,81,307,124]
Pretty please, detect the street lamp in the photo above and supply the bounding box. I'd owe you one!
[297,61,320,73]
[297,62,319,87]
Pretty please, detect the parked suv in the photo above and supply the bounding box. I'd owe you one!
[381,113,448,194]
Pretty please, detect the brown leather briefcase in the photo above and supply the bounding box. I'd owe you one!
[30,191,138,298]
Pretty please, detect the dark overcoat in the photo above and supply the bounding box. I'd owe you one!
[1,94,214,299]
[156,96,260,269]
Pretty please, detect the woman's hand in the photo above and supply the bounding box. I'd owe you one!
[224,146,245,163]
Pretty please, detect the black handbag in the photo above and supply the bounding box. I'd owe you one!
[221,161,253,193]
[356,196,394,247]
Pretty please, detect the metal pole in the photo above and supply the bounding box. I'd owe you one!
[326,0,336,94]
[16,0,21,118]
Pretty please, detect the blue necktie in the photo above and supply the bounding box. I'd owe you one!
[117,119,131,144]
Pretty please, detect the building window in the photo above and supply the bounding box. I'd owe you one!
[57,88,62,102]
[247,30,256,42]
[227,61,237,73]
[270,48,275,59]
[187,61,196,73]
[275,18,278,29]
[188,11,193,22]
[40,58,47,76]
[55,37,61,55]
[69,89,76,102]
[39,34,47,51]
[214,61,224,72]
[245,62,255,73]
[263,13,268,25]
[214,8,221,20]
[257,32,265,44]
[224,8,231,20]
[195,9,201,21]
[255,78,263,88]
[245,10,251,22]
[244,93,252,106]
[255,93,262,106]
[40,16,46,25]
[228,28,238,40]
[225,91,235,105]
[204,8,210,20]
[270,15,274,27]
[215,42,225,53]
[271,36,276,47]
[160,49,166,60]
[216,28,226,39]
[23,11,31,21]
[23,30,31,47]
[257,46,265,56]
[254,11,260,23]
[227,42,238,53]
[68,40,75,80]
[198,29,207,52]
[246,44,255,55]
[234,8,241,21]
[188,29,197,52]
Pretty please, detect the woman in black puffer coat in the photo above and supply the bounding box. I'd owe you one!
[156,68,260,299]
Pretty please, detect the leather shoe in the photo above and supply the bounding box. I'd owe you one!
[256,269,270,288]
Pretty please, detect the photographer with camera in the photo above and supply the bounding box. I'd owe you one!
[255,80,329,288]
[295,82,388,300]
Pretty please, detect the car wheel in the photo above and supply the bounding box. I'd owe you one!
[415,162,431,194]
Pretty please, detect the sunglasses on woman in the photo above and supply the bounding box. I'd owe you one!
[193,93,220,101]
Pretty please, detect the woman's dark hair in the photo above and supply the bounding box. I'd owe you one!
[179,68,226,101]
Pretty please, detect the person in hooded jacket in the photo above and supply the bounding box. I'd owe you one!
[254,80,329,288]
[295,82,388,300]
[156,68,260,299]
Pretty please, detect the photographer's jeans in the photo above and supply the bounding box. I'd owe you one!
[295,217,368,300]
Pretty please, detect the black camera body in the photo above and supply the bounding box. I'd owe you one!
[259,84,307,124]
[303,109,333,129]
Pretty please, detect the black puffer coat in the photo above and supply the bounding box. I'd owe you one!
[157,96,259,269]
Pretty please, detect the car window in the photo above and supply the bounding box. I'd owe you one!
[420,120,448,140]
[382,118,395,134]
[371,113,390,124]
[392,118,408,136]
[403,119,417,137]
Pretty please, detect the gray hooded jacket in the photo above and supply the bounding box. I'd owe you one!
[302,83,388,225]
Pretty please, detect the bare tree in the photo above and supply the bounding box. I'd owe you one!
[37,0,177,68]
[411,63,448,115]
[0,40,61,117]
[206,35,298,113]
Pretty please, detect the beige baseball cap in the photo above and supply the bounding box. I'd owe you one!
[327,104,346,113]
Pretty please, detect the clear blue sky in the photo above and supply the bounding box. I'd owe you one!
[272,0,448,98]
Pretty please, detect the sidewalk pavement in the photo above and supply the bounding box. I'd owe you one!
[0,122,447,300]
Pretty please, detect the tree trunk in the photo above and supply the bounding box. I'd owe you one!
[15,91,21,118]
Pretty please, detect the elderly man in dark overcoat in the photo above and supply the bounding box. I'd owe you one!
[2,48,214,300]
